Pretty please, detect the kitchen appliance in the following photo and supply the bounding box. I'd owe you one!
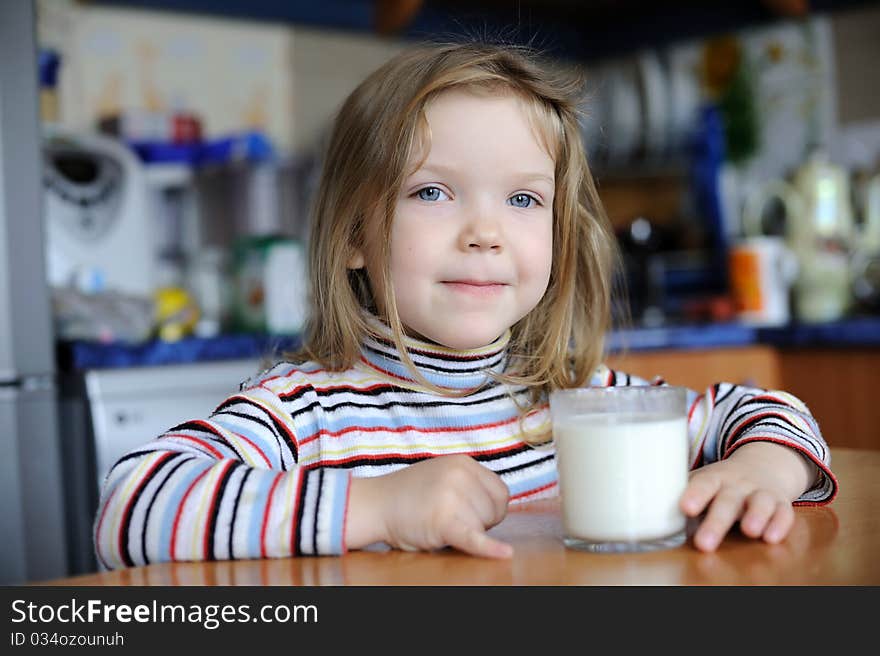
[743,151,880,322]
[852,171,880,310]
[0,0,69,584]
[85,359,262,494]
[42,127,155,295]
[232,235,309,334]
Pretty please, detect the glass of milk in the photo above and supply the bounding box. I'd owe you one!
[549,386,689,553]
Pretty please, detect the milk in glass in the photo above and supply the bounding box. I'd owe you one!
[554,412,688,544]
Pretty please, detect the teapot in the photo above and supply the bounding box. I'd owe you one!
[742,151,880,322]
[852,169,880,309]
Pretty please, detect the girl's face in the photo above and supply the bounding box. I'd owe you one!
[354,88,555,349]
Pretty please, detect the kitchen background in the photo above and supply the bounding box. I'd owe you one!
[2,0,879,583]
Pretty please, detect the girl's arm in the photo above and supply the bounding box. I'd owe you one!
[593,365,838,505]
[93,381,351,570]
[595,364,838,550]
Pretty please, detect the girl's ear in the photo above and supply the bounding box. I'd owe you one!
[347,250,365,269]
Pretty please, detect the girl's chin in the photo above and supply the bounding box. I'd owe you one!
[403,324,507,351]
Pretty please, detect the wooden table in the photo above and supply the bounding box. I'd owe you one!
[44,448,880,586]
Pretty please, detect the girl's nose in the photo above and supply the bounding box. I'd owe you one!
[458,205,502,252]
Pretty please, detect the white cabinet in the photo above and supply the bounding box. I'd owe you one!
[85,358,262,488]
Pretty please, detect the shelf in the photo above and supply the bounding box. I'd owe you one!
[57,332,301,371]
[89,0,879,62]
[56,316,880,371]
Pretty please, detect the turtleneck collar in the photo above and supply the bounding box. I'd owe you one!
[359,312,511,391]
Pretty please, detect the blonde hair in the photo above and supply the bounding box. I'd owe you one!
[293,40,620,441]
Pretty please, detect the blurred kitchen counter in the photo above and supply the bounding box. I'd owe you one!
[57,316,880,450]
[607,316,880,451]
[609,315,880,351]
[56,332,300,372]
[56,316,880,371]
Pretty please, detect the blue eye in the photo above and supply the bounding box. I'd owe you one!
[508,193,539,209]
[416,187,449,202]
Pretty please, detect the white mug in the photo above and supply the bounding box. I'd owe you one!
[728,236,797,327]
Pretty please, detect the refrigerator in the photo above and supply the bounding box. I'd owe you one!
[0,0,70,584]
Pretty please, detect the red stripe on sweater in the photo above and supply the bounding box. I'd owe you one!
[726,410,806,447]
[258,366,330,386]
[299,414,519,446]
[688,393,703,423]
[169,467,211,561]
[116,452,175,566]
[164,431,224,459]
[723,436,838,505]
[95,461,142,570]
[202,460,234,560]
[260,473,284,559]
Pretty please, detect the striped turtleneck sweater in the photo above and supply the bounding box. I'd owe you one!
[94,317,838,569]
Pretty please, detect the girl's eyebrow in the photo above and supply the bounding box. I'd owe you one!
[516,173,555,186]
[411,162,554,185]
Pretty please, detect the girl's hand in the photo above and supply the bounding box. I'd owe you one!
[346,455,513,558]
[680,441,819,552]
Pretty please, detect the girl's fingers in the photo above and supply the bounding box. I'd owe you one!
[445,518,513,559]
[454,464,507,529]
[464,486,502,529]
[762,504,795,544]
[739,490,778,538]
[474,471,511,526]
[450,457,509,527]
[693,485,749,552]
[680,471,723,517]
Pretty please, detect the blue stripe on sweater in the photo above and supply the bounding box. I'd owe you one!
[246,471,279,557]
[506,468,558,499]
[365,354,498,390]
[157,460,214,562]
[329,471,348,553]
[212,418,281,467]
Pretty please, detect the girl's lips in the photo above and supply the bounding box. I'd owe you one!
[442,281,508,296]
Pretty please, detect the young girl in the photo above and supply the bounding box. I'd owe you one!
[94,41,836,569]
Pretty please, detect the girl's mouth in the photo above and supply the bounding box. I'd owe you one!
[441,281,508,296]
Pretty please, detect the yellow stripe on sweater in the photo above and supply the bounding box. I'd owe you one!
[107,452,167,566]
[298,419,552,465]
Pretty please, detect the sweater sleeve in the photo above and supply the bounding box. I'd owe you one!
[93,379,352,570]
[592,364,838,506]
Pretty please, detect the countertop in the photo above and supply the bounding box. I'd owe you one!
[40,447,880,586]
[58,316,880,371]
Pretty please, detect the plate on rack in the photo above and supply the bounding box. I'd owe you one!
[665,43,702,154]
[579,65,605,162]
[638,50,668,160]
[605,58,642,167]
